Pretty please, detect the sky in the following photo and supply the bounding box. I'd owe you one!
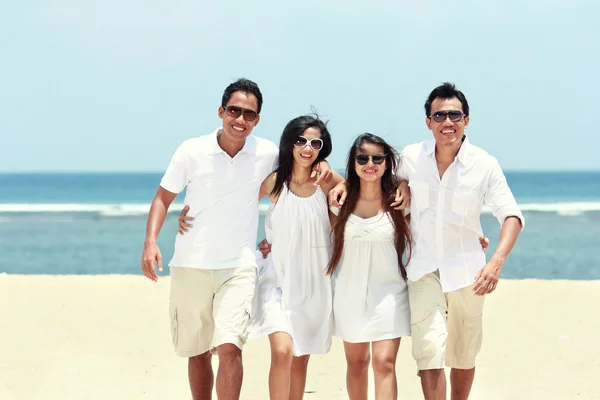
[0,0,598,172]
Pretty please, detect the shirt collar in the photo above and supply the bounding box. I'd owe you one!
[207,128,257,155]
[426,135,471,165]
[456,135,470,165]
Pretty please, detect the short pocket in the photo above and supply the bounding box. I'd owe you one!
[460,314,483,361]
[169,304,178,346]
[410,310,438,361]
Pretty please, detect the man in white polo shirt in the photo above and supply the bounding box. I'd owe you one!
[141,78,331,400]
[396,82,524,400]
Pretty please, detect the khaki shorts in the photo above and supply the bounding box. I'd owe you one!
[408,272,485,370]
[169,266,257,358]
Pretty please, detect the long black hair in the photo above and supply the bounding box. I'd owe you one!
[271,115,332,197]
[327,133,412,279]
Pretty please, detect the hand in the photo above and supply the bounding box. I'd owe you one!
[479,236,490,252]
[257,239,272,259]
[328,182,347,207]
[390,180,410,210]
[473,258,502,296]
[142,241,162,282]
[178,205,195,235]
[312,161,333,186]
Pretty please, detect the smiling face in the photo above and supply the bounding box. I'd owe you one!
[292,127,321,167]
[217,91,260,146]
[354,142,387,182]
[426,97,470,148]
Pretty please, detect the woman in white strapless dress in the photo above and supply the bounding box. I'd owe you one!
[250,115,343,400]
[328,133,413,400]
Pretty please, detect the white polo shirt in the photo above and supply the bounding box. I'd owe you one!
[160,128,278,270]
[397,137,525,292]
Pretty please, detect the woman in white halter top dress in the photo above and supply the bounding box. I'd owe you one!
[250,182,333,355]
[327,133,412,400]
[250,115,343,399]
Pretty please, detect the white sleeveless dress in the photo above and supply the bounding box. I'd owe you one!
[331,208,411,343]
[248,184,333,356]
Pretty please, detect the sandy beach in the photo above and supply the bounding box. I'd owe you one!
[1,274,598,400]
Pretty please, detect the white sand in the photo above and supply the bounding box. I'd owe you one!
[1,274,599,399]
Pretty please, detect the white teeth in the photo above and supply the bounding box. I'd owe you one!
[232,126,244,131]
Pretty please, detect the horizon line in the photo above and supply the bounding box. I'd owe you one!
[1,169,600,174]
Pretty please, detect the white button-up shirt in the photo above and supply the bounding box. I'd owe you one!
[396,137,524,292]
[160,128,278,270]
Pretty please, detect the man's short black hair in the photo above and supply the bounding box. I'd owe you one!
[424,82,469,117]
[222,78,263,114]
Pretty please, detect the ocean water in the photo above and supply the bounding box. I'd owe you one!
[0,172,599,279]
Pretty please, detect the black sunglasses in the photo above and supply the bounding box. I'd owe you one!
[223,105,259,122]
[429,110,465,123]
[294,136,323,151]
[355,154,387,165]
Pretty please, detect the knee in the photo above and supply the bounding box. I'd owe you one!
[189,351,212,368]
[271,344,293,367]
[372,354,395,376]
[217,343,241,364]
[346,354,370,374]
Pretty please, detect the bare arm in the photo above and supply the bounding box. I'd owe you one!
[259,172,277,202]
[312,160,333,186]
[473,216,522,295]
[390,180,410,210]
[473,159,525,295]
[142,187,178,281]
[322,170,345,195]
[489,216,522,265]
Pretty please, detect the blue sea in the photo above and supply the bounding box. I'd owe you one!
[1,172,599,279]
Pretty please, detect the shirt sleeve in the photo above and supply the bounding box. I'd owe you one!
[484,159,525,229]
[159,142,188,194]
[396,151,409,181]
[255,250,267,272]
[329,205,341,216]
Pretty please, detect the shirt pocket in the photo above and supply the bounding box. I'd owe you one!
[408,180,429,211]
[450,188,480,216]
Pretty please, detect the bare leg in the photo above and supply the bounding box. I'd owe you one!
[268,332,294,400]
[189,351,213,400]
[420,369,446,400]
[344,342,370,400]
[371,339,401,399]
[450,368,475,400]
[215,344,243,400]
[290,355,310,400]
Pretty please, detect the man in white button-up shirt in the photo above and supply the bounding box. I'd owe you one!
[397,83,524,400]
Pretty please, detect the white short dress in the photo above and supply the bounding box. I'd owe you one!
[248,184,333,356]
[330,207,411,343]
